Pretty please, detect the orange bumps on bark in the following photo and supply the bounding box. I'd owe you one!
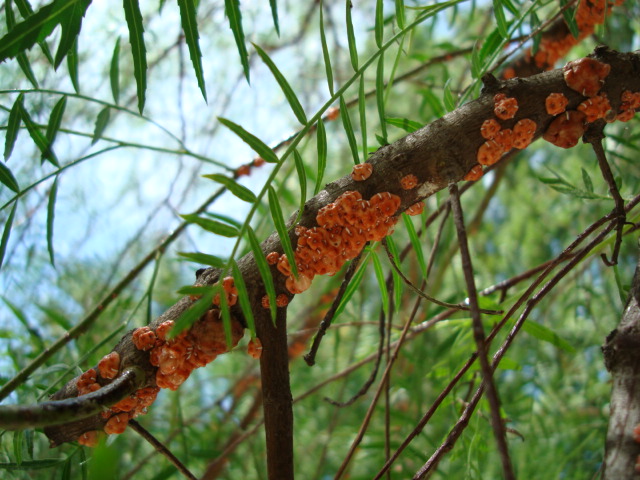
[132,326,156,351]
[76,369,99,396]
[236,164,251,177]
[464,165,483,181]
[563,57,610,97]
[253,157,265,167]
[545,93,569,115]
[480,119,501,140]
[400,174,418,190]
[326,106,340,121]
[543,110,586,148]
[98,352,120,380]
[104,412,129,435]
[247,338,263,359]
[276,294,290,307]
[493,129,514,151]
[352,163,373,181]
[617,90,640,122]
[405,201,425,216]
[577,94,611,122]
[493,93,518,120]
[78,431,100,447]
[266,251,279,265]
[155,320,174,341]
[477,140,504,166]
[512,119,537,149]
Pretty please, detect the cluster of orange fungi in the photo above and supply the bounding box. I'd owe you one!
[351,163,373,181]
[502,0,624,79]
[235,156,265,177]
[543,57,638,148]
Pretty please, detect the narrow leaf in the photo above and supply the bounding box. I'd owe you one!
[268,185,298,278]
[204,211,242,228]
[269,0,279,36]
[46,176,57,266]
[524,321,576,353]
[372,251,389,315]
[53,0,91,68]
[218,117,279,164]
[376,53,388,143]
[17,96,58,166]
[0,163,20,193]
[123,0,147,113]
[358,75,367,161]
[177,0,207,101]
[4,97,22,161]
[231,259,256,337]
[385,116,422,133]
[91,107,110,145]
[177,251,226,268]
[581,167,594,193]
[5,6,39,87]
[319,4,334,95]
[395,0,405,29]
[560,0,580,39]
[340,95,359,165]
[443,78,456,112]
[253,43,307,125]
[0,202,17,269]
[374,0,383,48]
[246,226,277,322]
[402,213,427,277]
[172,289,214,338]
[293,149,306,223]
[224,0,250,83]
[66,39,79,93]
[492,0,508,38]
[335,251,371,318]
[315,118,327,195]
[110,37,121,104]
[45,96,66,151]
[180,213,239,237]
[202,173,257,202]
[385,236,403,312]
[345,0,358,71]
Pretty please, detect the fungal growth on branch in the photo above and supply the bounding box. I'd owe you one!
[351,163,373,181]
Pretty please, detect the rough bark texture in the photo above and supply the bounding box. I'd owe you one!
[602,254,640,479]
[39,48,640,452]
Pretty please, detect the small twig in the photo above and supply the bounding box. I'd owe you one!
[584,122,627,266]
[304,251,365,366]
[128,420,197,480]
[448,183,515,480]
[381,239,502,315]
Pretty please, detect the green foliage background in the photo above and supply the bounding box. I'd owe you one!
[1,0,639,478]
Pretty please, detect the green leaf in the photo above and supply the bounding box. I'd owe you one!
[523,321,576,353]
[0,0,90,64]
[17,96,58,166]
[0,458,66,471]
[395,0,405,29]
[560,0,580,39]
[340,95,359,165]
[335,251,371,318]
[402,213,427,278]
[0,202,17,269]
[443,79,456,112]
[36,304,72,330]
[66,38,79,93]
[420,88,445,118]
[269,0,279,36]
[374,0,383,48]
[319,4,334,95]
[492,0,508,39]
[0,162,20,193]
[8,0,39,87]
[376,53,388,143]
[91,107,110,145]
[177,0,207,102]
[358,75,367,161]
[581,167,594,193]
[46,176,57,266]
[345,0,358,71]
[246,225,277,322]
[53,0,91,68]
[231,259,256,337]
[253,43,307,125]
[385,236,403,312]
[268,185,298,279]
[202,173,257,203]
[172,289,214,338]
[110,37,121,104]
[478,28,504,69]
[224,0,250,83]
[218,117,279,164]
[13,430,23,466]
[4,97,22,161]
[204,212,242,228]
[315,118,327,195]
[177,251,226,268]
[123,0,147,113]
[385,116,422,133]
[45,96,66,152]
[180,213,240,237]
[372,251,389,315]
[293,149,306,224]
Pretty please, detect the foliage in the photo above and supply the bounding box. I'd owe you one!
[0,0,639,478]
